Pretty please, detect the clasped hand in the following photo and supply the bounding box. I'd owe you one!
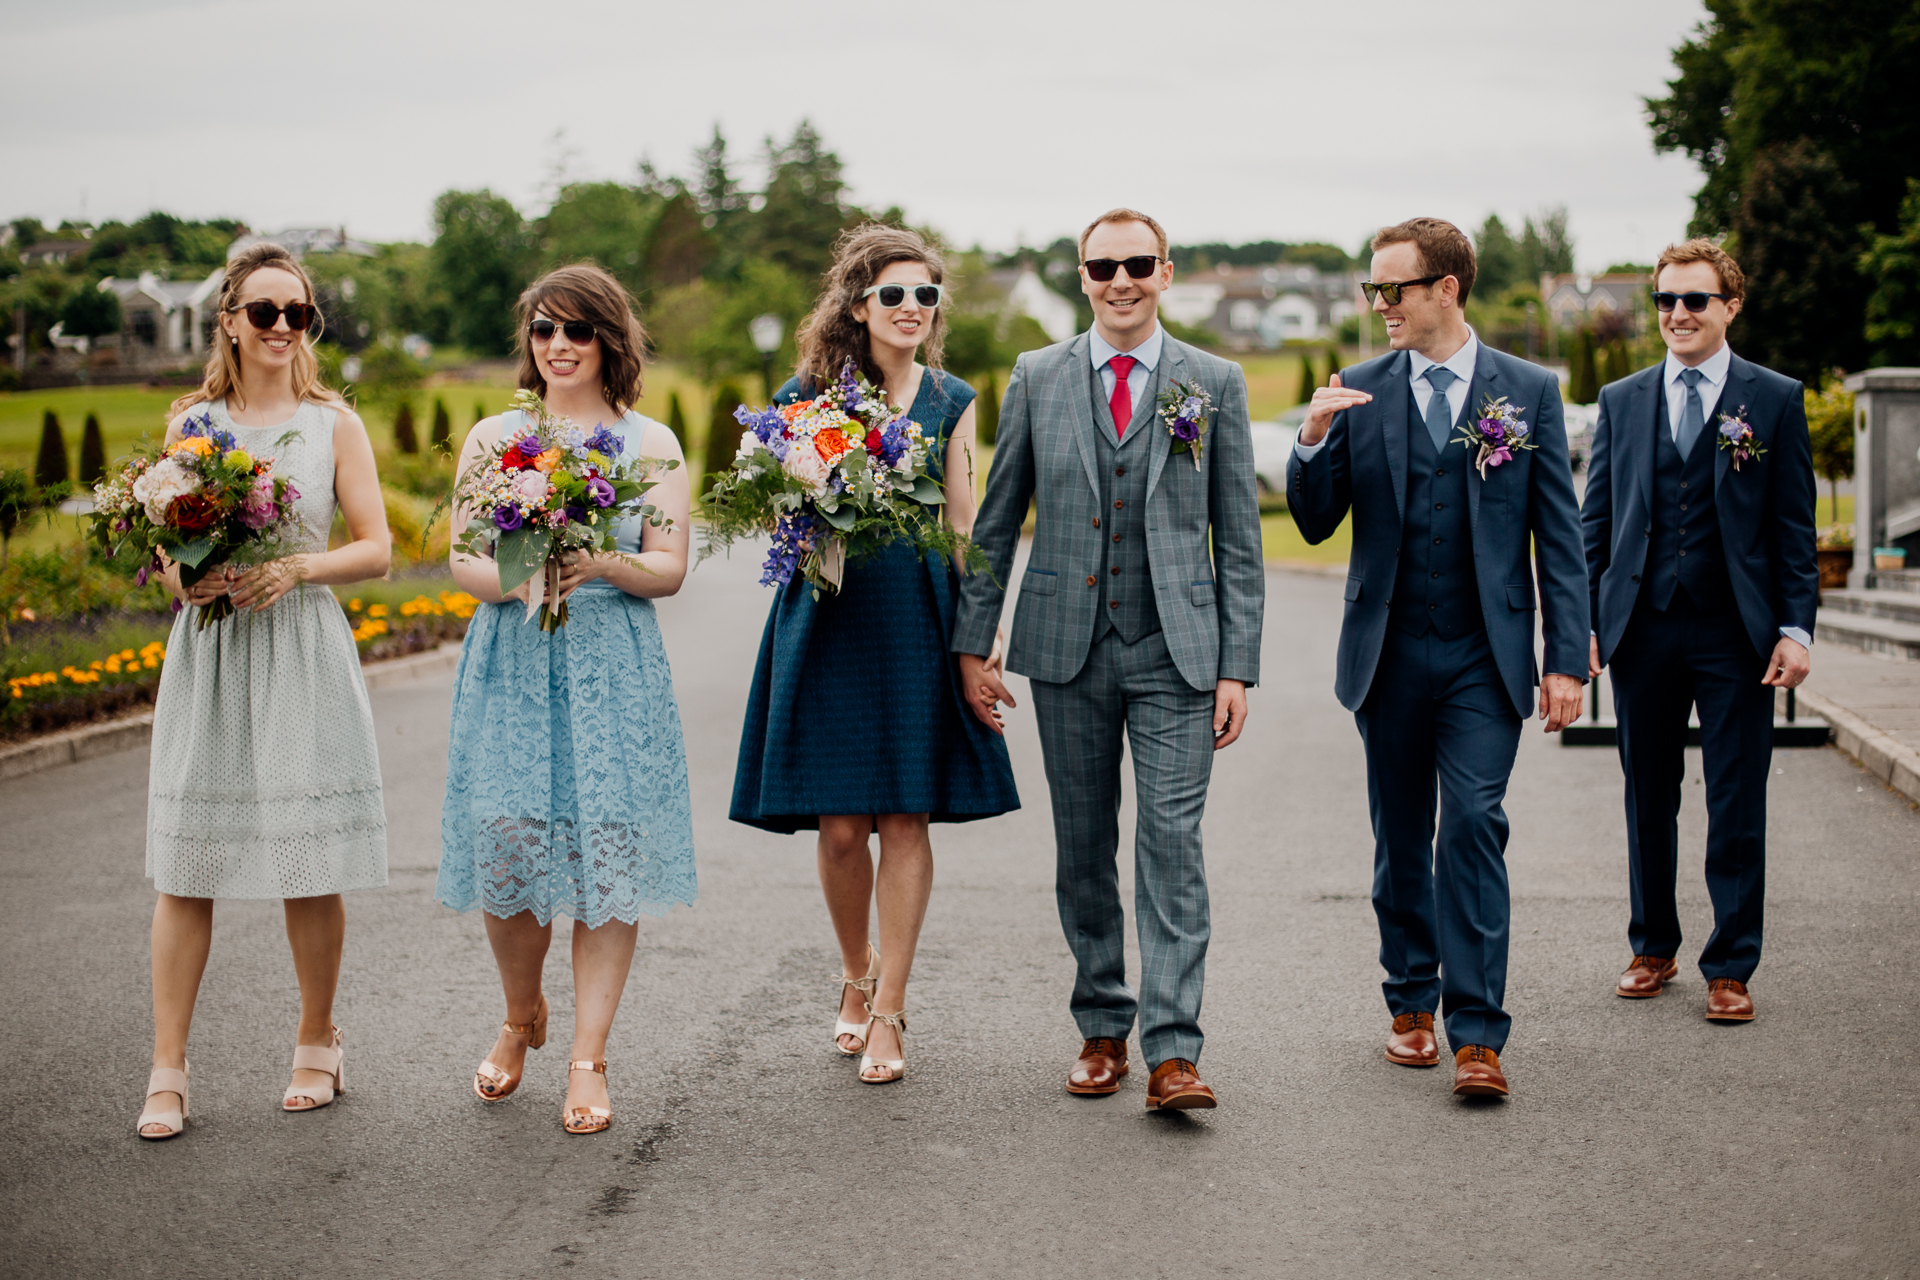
[504,551,603,604]
[168,556,310,612]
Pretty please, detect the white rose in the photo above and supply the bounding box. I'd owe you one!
[131,457,197,524]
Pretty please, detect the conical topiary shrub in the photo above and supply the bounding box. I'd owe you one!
[1294,353,1315,407]
[431,398,452,453]
[394,402,419,454]
[977,372,1000,448]
[35,410,69,489]
[78,413,107,486]
[666,391,689,449]
[703,382,746,487]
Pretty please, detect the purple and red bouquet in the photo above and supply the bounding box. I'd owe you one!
[89,410,302,630]
[1454,395,1537,479]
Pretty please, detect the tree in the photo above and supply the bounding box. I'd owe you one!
[393,402,419,455]
[646,192,711,289]
[59,286,121,342]
[1475,215,1522,297]
[35,410,68,488]
[1730,140,1869,383]
[428,189,534,355]
[977,372,1000,448]
[1861,178,1920,367]
[1293,352,1315,407]
[703,382,746,485]
[78,413,106,485]
[474,402,487,426]
[665,391,689,449]
[538,181,658,297]
[747,121,851,283]
[1518,208,1575,286]
[0,468,34,567]
[430,399,452,453]
[1804,372,1856,524]
[1568,330,1599,405]
[1322,348,1340,388]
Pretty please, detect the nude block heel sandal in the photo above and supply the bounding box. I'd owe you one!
[284,1026,345,1112]
[137,1064,190,1140]
[834,944,881,1056]
[475,995,549,1102]
[563,1060,612,1135]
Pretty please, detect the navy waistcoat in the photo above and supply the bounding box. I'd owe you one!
[1644,389,1731,612]
[1389,386,1483,639]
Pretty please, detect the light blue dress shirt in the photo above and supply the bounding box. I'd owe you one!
[1089,322,1163,417]
[1662,342,1731,439]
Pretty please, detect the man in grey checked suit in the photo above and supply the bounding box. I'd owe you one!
[953,209,1264,1110]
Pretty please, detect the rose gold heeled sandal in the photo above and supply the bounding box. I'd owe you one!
[563,1060,611,1134]
[474,995,548,1102]
[834,943,881,1056]
[284,1026,345,1112]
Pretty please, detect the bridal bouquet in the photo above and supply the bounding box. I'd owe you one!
[701,359,985,596]
[89,410,302,630]
[445,389,676,631]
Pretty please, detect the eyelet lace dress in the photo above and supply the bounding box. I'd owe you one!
[145,398,389,899]
[435,410,696,928]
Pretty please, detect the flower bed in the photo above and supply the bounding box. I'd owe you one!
[344,588,479,661]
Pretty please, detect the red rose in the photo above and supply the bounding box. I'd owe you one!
[167,492,223,532]
[866,429,884,455]
[501,447,526,470]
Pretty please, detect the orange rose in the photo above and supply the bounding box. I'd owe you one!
[533,447,563,474]
[814,427,851,466]
[168,436,215,458]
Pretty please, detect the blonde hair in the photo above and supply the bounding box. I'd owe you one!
[794,223,948,393]
[168,242,345,419]
[1655,238,1746,302]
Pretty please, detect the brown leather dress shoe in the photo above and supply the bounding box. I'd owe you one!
[1616,954,1680,998]
[1452,1046,1509,1098]
[1385,1012,1440,1067]
[1145,1058,1217,1110]
[1705,978,1755,1021]
[1067,1037,1129,1095]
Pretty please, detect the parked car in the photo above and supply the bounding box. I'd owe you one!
[1250,407,1305,493]
[1561,402,1596,473]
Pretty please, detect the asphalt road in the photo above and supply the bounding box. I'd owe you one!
[2,548,1917,1280]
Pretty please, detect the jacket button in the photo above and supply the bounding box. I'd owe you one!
[1110,600,1120,608]
[1436,469,1447,477]
[1681,481,1689,490]
[1092,516,1101,528]
[1431,571,1441,578]
[1115,466,1126,476]
[1679,550,1688,557]
[1114,500,1124,510]
[1631,574,1641,583]
[1112,533,1121,543]
[1435,503,1445,510]
[1086,575,1097,587]
[1111,567,1121,576]
[1433,537,1442,545]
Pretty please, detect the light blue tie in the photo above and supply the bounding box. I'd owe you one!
[1676,367,1706,458]
[1423,367,1456,453]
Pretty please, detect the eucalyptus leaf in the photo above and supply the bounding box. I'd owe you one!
[496,528,552,595]
[171,537,215,568]
[908,477,946,505]
[818,504,856,532]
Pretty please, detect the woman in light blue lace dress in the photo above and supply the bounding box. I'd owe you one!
[437,265,694,1135]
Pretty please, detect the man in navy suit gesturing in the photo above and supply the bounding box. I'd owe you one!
[1582,240,1817,1023]
[1288,218,1589,1099]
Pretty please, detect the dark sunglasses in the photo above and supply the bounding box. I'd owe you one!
[1652,290,1732,313]
[1081,255,1166,282]
[230,300,318,331]
[1360,276,1444,306]
[529,318,597,344]
[862,283,944,309]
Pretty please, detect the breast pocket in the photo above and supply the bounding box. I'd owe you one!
[1022,568,1058,597]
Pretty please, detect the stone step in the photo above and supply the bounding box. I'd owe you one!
[1866,568,1920,594]
[1815,610,1920,661]
[1821,589,1920,627]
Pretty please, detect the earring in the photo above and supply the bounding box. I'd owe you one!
[230,336,238,347]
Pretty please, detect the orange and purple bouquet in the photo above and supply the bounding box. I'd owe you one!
[89,410,302,630]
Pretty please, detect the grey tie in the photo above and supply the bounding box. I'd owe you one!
[1423,367,1456,452]
[1676,367,1706,458]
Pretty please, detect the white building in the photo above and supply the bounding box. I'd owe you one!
[95,269,226,356]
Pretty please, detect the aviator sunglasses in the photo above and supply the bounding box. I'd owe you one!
[229,300,319,331]
[1652,290,1732,313]
[861,282,944,309]
[1360,275,1444,306]
[529,318,597,344]
[1081,255,1166,282]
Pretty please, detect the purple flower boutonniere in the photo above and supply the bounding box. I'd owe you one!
[1716,407,1766,471]
[1156,379,1213,471]
[1453,395,1537,479]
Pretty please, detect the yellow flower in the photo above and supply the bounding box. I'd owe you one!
[348,599,362,612]
[104,658,121,673]
[226,449,253,471]
[90,659,104,670]
[168,436,214,458]
[367,604,388,618]
[142,658,157,669]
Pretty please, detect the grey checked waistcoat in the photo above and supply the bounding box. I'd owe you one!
[1389,388,1483,640]
[1089,383,1162,645]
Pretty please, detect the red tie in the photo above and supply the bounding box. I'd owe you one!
[1108,355,1137,438]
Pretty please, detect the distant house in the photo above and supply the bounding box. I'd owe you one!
[1001,267,1079,342]
[1541,272,1652,334]
[228,226,377,260]
[20,240,91,267]
[96,269,226,356]
[1161,264,1357,351]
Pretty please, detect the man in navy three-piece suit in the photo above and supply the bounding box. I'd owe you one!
[1288,218,1589,1099]
[1582,239,1818,1023]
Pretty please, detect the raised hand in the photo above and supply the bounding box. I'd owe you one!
[1297,373,1375,447]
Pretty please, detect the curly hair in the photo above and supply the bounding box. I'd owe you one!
[793,223,947,394]
[1655,238,1746,302]
[514,264,649,411]
[169,242,345,419]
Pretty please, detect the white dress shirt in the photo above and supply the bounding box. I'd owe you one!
[1294,328,1480,461]
[1662,342,1732,439]
[1089,322,1163,419]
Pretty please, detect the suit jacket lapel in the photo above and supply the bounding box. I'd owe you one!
[1380,350,1410,524]
[1461,344,1499,538]
[1143,341,1181,503]
[1632,365,1660,518]
[1063,332,1103,499]
[1712,352,1759,507]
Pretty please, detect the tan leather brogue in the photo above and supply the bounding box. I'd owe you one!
[1451,1045,1509,1098]
[1385,1012,1441,1067]
[1616,954,1680,998]
[1705,978,1755,1022]
[1067,1037,1129,1095]
[1144,1058,1217,1110]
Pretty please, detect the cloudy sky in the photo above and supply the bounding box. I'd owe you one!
[4,0,1709,269]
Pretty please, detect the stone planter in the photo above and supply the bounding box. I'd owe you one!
[1818,547,1855,588]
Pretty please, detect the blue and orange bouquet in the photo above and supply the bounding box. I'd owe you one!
[701,359,984,595]
[445,389,676,632]
[89,410,303,630]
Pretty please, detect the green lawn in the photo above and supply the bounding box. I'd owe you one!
[1263,511,1351,566]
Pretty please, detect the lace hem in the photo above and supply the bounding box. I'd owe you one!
[436,816,697,928]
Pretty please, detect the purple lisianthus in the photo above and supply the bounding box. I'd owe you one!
[494,506,524,532]
[1171,416,1200,442]
[282,483,301,504]
[1486,445,1514,468]
[1720,420,1745,440]
[586,475,616,507]
[1479,418,1504,439]
[565,505,588,526]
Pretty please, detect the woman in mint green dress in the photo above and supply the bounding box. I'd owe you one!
[437,265,694,1135]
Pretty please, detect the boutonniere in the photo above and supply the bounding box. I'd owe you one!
[1715,407,1766,470]
[1452,395,1537,479]
[1156,379,1213,471]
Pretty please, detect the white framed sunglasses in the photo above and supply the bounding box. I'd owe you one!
[861,282,944,310]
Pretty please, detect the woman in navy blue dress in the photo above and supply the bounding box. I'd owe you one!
[732,224,1019,1084]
